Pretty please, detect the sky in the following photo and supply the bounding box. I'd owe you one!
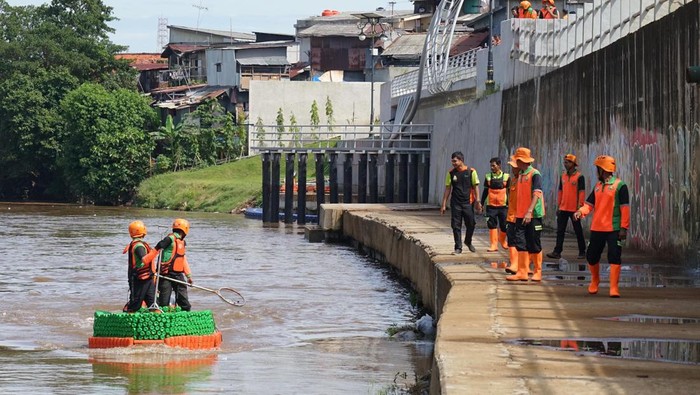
[10,0,416,53]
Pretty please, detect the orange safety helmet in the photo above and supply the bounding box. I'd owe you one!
[172,218,190,236]
[594,155,616,173]
[520,1,532,9]
[542,0,555,5]
[128,220,147,238]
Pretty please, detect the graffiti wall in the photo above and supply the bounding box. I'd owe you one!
[500,2,700,263]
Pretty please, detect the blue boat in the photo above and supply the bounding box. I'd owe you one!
[243,207,318,223]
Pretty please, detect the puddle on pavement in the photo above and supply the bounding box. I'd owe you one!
[598,314,700,324]
[484,260,700,288]
[511,338,700,365]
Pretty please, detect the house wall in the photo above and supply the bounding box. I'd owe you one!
[206,49,237,86]
[249,80,380,127]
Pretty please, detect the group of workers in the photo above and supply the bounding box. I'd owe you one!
[123,218,194,313]
[513,0,564,20]
[442,148,630,298]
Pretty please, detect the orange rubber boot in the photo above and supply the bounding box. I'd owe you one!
[531,252,543,281]
[526,253,533,274]
[506,252,530,281]
[487,229,499,252]
[588,263,600,294]
[609,264,621,298]
[506,247,518,274]
[499,230,508,249]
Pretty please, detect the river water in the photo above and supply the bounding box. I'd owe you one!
[0,204,432,394]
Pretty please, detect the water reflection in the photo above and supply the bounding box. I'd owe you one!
[513,338,700,365]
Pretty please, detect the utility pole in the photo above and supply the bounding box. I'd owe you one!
[389,1,396,16]
[486,0,495,91]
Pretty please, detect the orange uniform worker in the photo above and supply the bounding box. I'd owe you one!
[547,154,587,259]
[123,221,156,313]
[144,218,194,310]
[506,148,545,282]
[481,157,510,252]
[441,151,482,254]
[517,1,538,18]
[539,0,560,19]
[504,162,531,275]
[574,156,630,298]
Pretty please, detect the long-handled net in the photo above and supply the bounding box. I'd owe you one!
[155,274,245,307]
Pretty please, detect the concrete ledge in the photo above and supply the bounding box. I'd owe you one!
[329,205,700,395]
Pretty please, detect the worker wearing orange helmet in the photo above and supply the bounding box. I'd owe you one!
[574,156,630,298]
[539,0,560,19]
[517,1,538,19]
[546,154,587,260]
[123,221,156,313]
[506,147,545,282]
[144,218,194,310]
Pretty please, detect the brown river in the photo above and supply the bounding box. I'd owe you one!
[0,204,432,394]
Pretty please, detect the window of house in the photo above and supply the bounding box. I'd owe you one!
[216,63,222,72]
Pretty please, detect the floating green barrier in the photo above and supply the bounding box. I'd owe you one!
[93,309,217,340]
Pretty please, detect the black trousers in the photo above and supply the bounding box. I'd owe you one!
[506,221,518,246]
[451,200,475,249]
[554,210,586,254]
[514,217,543,253]
[158,272,191,311]
[586,230,623,265]
[485,206,508,232]
[125,276,155,313]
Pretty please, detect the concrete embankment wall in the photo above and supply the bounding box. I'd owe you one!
[424,2,700,266]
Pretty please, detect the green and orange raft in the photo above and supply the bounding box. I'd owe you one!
[89,307,222,350]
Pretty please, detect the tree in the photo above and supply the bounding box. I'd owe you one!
[255,117,266,148]
[325,96,335,132]
[233,112,247,158]
[59,83,157,204]
[275,108,286,147]
[310,100,320,141]
[289,113,301,148]
[0,0,136,200]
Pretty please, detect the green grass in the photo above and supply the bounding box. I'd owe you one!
[135,152,325,213]
[135,156,263,213]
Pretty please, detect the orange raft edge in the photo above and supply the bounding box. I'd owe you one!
[88,331,223,350]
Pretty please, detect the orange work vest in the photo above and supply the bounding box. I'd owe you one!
[160,233,187,274]
[587,178,629,232]
[506,175,518,223]
[485,172,509,207]
[559,171,584,212]
[124,240,153,281]
[515,166,545,219]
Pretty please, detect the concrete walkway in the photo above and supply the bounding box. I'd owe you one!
[319,204,700,395]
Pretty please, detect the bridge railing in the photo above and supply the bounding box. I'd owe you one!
[249,123,432,155]
[391,48,479,98]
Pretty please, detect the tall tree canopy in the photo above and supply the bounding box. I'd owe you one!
[0,0,136,200]
[60,83,157,205]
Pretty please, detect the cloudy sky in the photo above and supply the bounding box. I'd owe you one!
[10,0,415,52]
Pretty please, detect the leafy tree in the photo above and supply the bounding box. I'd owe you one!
[289,113,301,147]
[325,96,335,131]
[310,100,320,141]
[233,112,247,158]
[0,0,136,200]
[275,108,285,147]
[59,83,157,204]
[255,116,266,148]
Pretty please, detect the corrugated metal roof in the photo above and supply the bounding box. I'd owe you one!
[297,23,365,38]
[381,34,427,57]
[153,87,228,110]
[236,56,289,66]
[168,25,255,41]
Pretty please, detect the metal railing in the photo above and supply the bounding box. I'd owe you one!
[249,123,432,154]
[391,47,479,98]
[509,0,692,68]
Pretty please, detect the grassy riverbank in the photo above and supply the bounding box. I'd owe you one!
[135,153,323,213]
[135,156,263,213]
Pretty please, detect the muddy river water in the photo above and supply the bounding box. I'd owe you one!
[0,204,432,394]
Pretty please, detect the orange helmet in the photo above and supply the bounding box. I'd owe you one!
[520,1,532,9]
[172,218,190,236]
[128,220,147,238]
[542,0,555,5]
[594,155,616,173]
